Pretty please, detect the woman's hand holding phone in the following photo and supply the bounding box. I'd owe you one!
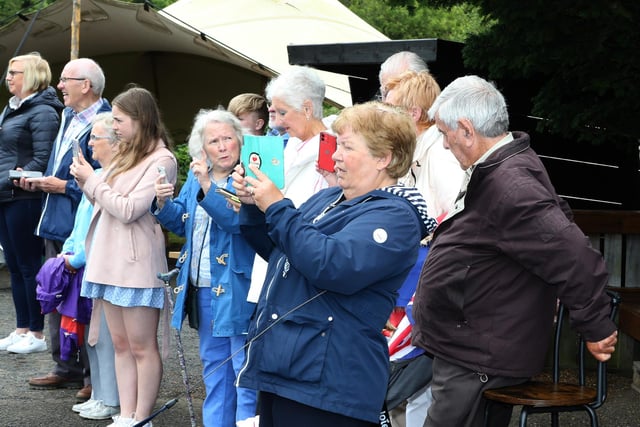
[154,165,175,210]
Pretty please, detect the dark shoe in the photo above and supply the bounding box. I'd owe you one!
[76,384,92,402]
[28,373,82,389]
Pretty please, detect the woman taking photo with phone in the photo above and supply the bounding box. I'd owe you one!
[152,108,257,427]
[71,86,177,427]
[232,101,436,427]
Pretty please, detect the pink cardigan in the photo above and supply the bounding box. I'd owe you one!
[83,143,177,289]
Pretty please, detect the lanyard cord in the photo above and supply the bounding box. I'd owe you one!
[164,283,327,396]
[203,289,328,382]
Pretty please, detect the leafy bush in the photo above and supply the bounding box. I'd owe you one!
[173,142,191,186]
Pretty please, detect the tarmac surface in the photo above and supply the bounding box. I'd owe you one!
[0,265,638,426]
[0,266,205,427]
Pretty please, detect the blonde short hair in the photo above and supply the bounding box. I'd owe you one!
[7,52,51,95]
[385,70,441,130]
[332,101,416,179]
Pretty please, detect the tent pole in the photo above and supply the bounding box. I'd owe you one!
[70,0,81,60]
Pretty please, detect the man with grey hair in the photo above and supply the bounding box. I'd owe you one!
[21,58,111,400]
[378,51,428,101]
[412,75,618,427]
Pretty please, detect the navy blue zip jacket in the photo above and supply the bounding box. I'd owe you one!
[237,186,432,423]
[0,86,63,202]
[35,101,110,243]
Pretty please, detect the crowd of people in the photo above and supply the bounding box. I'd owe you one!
[0,50,618,427]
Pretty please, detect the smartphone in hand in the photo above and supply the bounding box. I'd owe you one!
[72,138,81,160]
[241,135,285,189]
[215,187,241,204]
[157,166,168,184]
[318,131,337,173]
[8,170,43,180]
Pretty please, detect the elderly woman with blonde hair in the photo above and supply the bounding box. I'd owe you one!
[232,101,437,427]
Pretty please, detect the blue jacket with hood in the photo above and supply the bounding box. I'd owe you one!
[236,185,432,423]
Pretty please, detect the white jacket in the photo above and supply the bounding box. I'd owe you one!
[400,126,464,220]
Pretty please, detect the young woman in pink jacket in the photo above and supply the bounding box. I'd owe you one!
[71,86,177,427]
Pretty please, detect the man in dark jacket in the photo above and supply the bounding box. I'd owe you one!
[19,58,110,401]
[412,75,618,427]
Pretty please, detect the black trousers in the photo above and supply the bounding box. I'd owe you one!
[45,239,89,383]
[424,357,528,427]
[258,391,378,427]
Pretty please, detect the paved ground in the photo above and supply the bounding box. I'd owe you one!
[0,266,638,426]
[0,267,205,427]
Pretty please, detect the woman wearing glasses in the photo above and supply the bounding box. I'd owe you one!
[0,52,63,354]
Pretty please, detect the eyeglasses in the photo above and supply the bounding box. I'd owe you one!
[59,77,87,84]
[7,70,24,77]
[90,134,113,141]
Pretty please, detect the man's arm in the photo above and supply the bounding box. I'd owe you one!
[18,176,67,194]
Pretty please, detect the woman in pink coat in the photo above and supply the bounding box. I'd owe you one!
[71,87,177,427]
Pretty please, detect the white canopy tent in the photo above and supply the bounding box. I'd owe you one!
[162,0,389,108]
[0,0,273,140]
[0,0,388,139]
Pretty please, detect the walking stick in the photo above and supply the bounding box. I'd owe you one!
[148,268,197,427]
[132,398,178,427]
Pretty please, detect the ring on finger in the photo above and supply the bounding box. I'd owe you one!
[250,187,255,197]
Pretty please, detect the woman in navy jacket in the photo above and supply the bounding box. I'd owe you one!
[232,101,436,426]
[0,53,63,354]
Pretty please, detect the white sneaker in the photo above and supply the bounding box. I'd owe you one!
[107,415,134,427]
[6,332,47,354]
[0,331,27,350]
[72,398,100,413]
[237,416,259,427]
[80,401,120,420]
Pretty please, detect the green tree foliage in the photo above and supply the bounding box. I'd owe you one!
[465,0,639,145]
[342,0,487,42]
[387,0,639,145]
[0,0,50,26]
[136,0,175,8]
[0,0,178,25]
[0,1,27,19]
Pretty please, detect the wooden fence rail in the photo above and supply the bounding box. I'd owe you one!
[574,210,640,344]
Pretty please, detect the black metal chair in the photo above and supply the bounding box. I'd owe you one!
[483,290,621,427]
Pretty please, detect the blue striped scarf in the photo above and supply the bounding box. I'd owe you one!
[381,185,438,235]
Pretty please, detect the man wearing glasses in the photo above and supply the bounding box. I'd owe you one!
[19,58,111,401]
